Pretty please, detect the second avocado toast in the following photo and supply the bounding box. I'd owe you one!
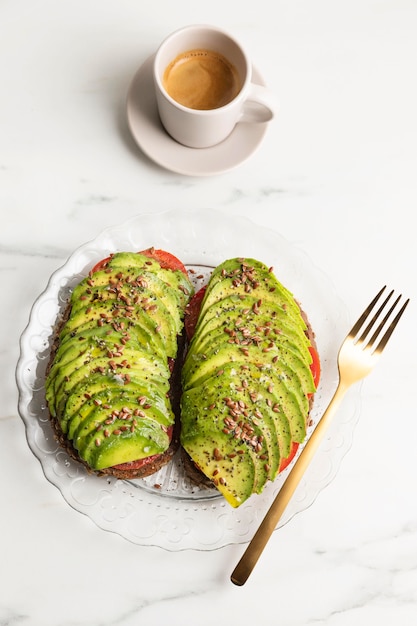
[180,257,319,508]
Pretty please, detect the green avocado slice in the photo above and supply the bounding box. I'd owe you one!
[80,411,170,470]
[182,339,315,398]
[60,298,178,357]
[198,258,302,322]
[48,329,131,378]
[60,374,172,431]
[181,375,278,482]
[60,378,174,440]
[71,392,171,450]
[181,430,260,507]
[70,272,185,336]
[48,348,170,421]
[190,296,311,355]
[195,294,308,342]
[190,362,294,458]
[56,318,165,361]
[103,252,194,304]
[49,339,168,395]
[59,313,166,358]
[187,318,312,376]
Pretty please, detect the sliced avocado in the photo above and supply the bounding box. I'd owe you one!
[183,339,315,397]
[49,322,165,375]
[181,375,278,482]
[181,430,259,507]
[57,318,165,361]
[249,365,308,444]
[180,257,318,507]
[53,367,171,427]
[103,252,194,305]
[59,313,166,358]
[198,258,302,322]
[68,288,178,353]
[190,296,310,354]
[193,361,294,460]
[67,390,114,441]
[195,294,307,342]
[187,317,312,376]
[51,351,169,415]
[103,251,161,272]
[56,377,121,434]
[183,356,309,444]
[71,271,185,336]
[71,392,171,450]
[80,413,170,470]
[60,378,174,440]
[60,374,173,432]
[48,328,129,377]
[50,340,168,398]
[83,264,193,307]
[60,298,178,357]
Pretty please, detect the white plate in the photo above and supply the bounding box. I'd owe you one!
[126,55,269,176]
[16,208,361,551]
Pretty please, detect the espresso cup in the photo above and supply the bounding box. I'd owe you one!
[153,24,278,148]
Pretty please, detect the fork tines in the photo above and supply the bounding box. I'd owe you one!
[350,286,409,355]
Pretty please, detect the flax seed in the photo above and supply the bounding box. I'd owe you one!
[213,448,223,461]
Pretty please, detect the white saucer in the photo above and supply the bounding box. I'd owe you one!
[126,55,269,177]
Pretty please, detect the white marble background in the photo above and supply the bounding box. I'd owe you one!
[1,1,416,624]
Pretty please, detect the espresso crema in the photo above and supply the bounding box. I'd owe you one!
[163,48,241,110]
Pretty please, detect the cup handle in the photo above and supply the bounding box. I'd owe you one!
[239,83,279,124]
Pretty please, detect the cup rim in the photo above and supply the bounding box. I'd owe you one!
[153,23,251,115]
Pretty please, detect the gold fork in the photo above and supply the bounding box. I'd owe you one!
[231,286,409,586]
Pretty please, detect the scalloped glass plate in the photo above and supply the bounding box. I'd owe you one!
[16,208,361,551]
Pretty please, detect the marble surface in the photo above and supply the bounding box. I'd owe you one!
[1,1,416,624]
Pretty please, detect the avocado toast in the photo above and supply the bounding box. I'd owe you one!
[45,249,194,479]
[180,258,320,508]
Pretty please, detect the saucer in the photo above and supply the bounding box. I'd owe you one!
[126,55,270,177]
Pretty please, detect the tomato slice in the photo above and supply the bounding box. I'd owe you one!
[184,286,206,340]
[111,453,162,472]
[278,441,299,472]
[90,255,112,274]
[90,248,188,276]
[139,247,188,275]
[309,345,321,389]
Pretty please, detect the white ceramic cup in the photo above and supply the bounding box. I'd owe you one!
[153,24,278,149]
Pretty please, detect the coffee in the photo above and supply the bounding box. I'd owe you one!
[163,48,241,110]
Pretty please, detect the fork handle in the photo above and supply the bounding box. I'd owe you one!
[230,381,348,586]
